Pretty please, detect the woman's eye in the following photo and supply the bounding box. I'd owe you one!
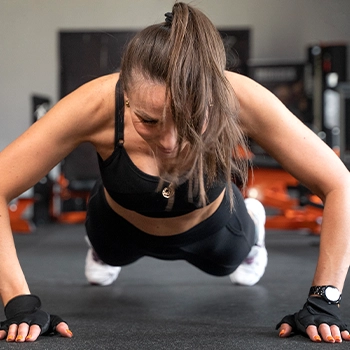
[141,119,157,124]
[134,112,158,125]
[136,115,157,124]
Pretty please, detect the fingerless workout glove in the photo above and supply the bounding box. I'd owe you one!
[276,296,348,334]
[0,294,65,335]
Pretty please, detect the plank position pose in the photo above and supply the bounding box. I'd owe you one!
[0,1,349,344]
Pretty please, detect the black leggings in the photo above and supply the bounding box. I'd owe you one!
[85,180,255,277]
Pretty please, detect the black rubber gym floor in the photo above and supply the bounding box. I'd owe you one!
[1,223,349,349]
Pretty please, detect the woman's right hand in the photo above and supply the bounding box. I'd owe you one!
[0,295,73,342]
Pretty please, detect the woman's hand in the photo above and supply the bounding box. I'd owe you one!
[276,297,350,343]
[279,322,350,343]
[0,295,73,342]
[0,319,72,342]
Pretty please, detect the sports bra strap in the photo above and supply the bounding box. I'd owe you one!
[115,80,125,148]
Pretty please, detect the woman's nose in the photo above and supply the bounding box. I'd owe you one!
[157,125,177,150]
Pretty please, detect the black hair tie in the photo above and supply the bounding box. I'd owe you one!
[165,12,173,24]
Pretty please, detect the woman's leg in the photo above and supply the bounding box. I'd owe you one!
[177,184,259,276]
[84,236,121,286]
[175,185,267,285]
[229,197,268,286]
[84,179,144,285]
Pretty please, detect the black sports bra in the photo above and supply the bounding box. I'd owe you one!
[97,80,226,218]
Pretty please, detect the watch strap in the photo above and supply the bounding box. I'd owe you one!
[309,285,341,304]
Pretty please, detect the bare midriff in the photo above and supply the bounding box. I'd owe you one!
[103,188,225,236]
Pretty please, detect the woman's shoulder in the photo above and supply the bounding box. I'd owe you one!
[28,72,121,150]
[224,70,292,135]
[224,70,261,94]
[74,72,120,99]
[67,73,121,147]
[224,70,281,111]
[59,72,120,127]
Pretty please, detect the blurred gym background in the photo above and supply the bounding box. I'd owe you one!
[1,0,349,234]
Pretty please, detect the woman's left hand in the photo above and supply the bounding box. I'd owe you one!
[276,297,350,343]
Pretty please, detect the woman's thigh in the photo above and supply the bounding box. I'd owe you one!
[85,180,144,266]
[179,185,256,276]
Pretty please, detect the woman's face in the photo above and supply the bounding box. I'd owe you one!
[126,82,179,159]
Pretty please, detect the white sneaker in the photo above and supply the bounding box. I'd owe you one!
[229,198,268,286]
[84,238,121,286]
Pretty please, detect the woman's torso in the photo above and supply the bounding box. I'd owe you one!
[92,74,226,236]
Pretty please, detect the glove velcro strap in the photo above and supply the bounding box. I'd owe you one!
[5,295,41,319]
[296,296,346,332]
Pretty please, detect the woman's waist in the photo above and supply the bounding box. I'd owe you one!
[103,188,226,236]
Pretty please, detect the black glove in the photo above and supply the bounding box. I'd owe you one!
[276,296,348,335]
[0,294,66,336]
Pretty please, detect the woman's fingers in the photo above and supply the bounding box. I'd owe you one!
[278,322,350,343]
[5,323,41,342]
[55,322,73,338]
[278,323,293,338]
[22,325,41,342]
[0,330,7,340]
[306,324,350,343]
[340,330,350,341]
[5,323,18,342]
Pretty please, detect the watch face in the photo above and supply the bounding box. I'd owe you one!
[325,286,341,301]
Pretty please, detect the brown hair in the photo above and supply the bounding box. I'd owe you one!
[120,2,249,210]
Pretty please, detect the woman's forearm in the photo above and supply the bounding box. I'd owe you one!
[312,185,350,292]
[0,198,30,306]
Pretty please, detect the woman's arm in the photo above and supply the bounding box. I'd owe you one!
[227,71,350,343]
[0,73,117,341]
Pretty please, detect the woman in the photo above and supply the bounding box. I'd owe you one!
[0,2,349,344]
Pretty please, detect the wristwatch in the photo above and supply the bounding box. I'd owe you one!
[309,285,342,304]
